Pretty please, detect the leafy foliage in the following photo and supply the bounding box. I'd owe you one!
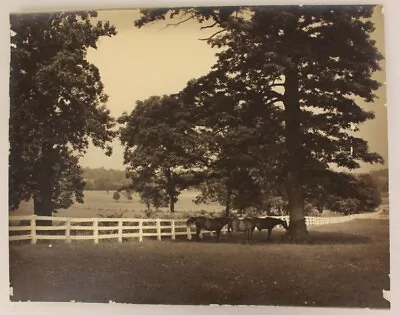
[9,11,117,215]
[135,6,384,240]
[118,95,205,212]
[303,170,382,214]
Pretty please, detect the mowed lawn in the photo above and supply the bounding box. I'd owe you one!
[9,219,390,308]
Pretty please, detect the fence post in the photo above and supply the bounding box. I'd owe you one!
[30,216,37,245]
[93,219,99,244]
[138,220,143,242]
[156,219,161,241]
[186,225,192,240]
[118,220,123,243]
[171,221,176,240]
[65,218,71,244]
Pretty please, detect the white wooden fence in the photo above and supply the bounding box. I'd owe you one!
[9,212,383,245]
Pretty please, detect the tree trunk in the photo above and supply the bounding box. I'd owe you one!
[225,186,232,216]
[164,168,176,213]
[283,67,309,243]
[169,199,175,213]
[34,146,56,228]
[34,173,54,228]
[34,197,53,227]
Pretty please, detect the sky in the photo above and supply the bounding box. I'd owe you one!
[80,6,388,173]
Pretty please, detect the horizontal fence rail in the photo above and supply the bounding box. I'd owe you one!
[9,212,383,245]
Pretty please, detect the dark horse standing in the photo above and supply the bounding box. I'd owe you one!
[228,217,257,242]
[253,217,289,241]
[186,216,230,242]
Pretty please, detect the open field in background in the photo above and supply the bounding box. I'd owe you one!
[11,190,389,219]
[9,219,390,308]
[12,190,223,218]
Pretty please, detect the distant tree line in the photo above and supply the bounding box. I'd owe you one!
[82,167,130,191]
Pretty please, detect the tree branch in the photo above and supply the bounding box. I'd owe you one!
[199,29,227,41]
[268,83,285,89]
[265,97,283,107]
[163,14,196,29]
[200,21,218,30]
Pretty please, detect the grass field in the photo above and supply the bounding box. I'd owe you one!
[11,190,361,219]
[9,219,390,308]
[11,190,224,218]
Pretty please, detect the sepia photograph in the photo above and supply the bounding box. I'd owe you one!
[7,2,391,311]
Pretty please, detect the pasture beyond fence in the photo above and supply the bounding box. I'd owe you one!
[9,212,383,245]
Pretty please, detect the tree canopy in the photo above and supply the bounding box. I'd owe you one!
[118,95,206,212]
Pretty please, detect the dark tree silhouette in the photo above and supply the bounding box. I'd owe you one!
[118,95,205,212]
[10,11,117,222]
[135,5,384,242]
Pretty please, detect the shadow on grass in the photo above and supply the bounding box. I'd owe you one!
[170,230,373,245]
[307,231,372,245]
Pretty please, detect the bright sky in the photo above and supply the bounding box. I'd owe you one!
[80,7,388,173]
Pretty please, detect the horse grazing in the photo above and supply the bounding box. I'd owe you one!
[253,217,289,241]
[228,217,257,242]
[186,216,230,242]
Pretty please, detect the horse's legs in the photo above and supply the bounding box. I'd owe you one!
[216,229,221,243]
[267,228,272,241]
[251,226,256,243]
[196,228,201,242]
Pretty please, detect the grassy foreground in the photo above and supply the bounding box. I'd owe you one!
[9,219,390,308]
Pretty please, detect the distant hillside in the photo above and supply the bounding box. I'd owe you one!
[82,167,130,191]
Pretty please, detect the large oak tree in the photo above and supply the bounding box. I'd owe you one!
[135,5,384,242]
[10,11,117,221]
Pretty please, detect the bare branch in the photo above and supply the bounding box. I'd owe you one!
[200,21,218,30]
[162,14,196,29]
[265,97,283,107]
[199,29,227,41]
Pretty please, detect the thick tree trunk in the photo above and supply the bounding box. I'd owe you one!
[34,173,54,228]
[283,67,310,243]
[34,197,53,227]
[286,172,309,242]
[34,147,56,228]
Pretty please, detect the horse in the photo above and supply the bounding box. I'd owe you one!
[253,217,289,241]
[228,217,257,242]
[186,216,230,242]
